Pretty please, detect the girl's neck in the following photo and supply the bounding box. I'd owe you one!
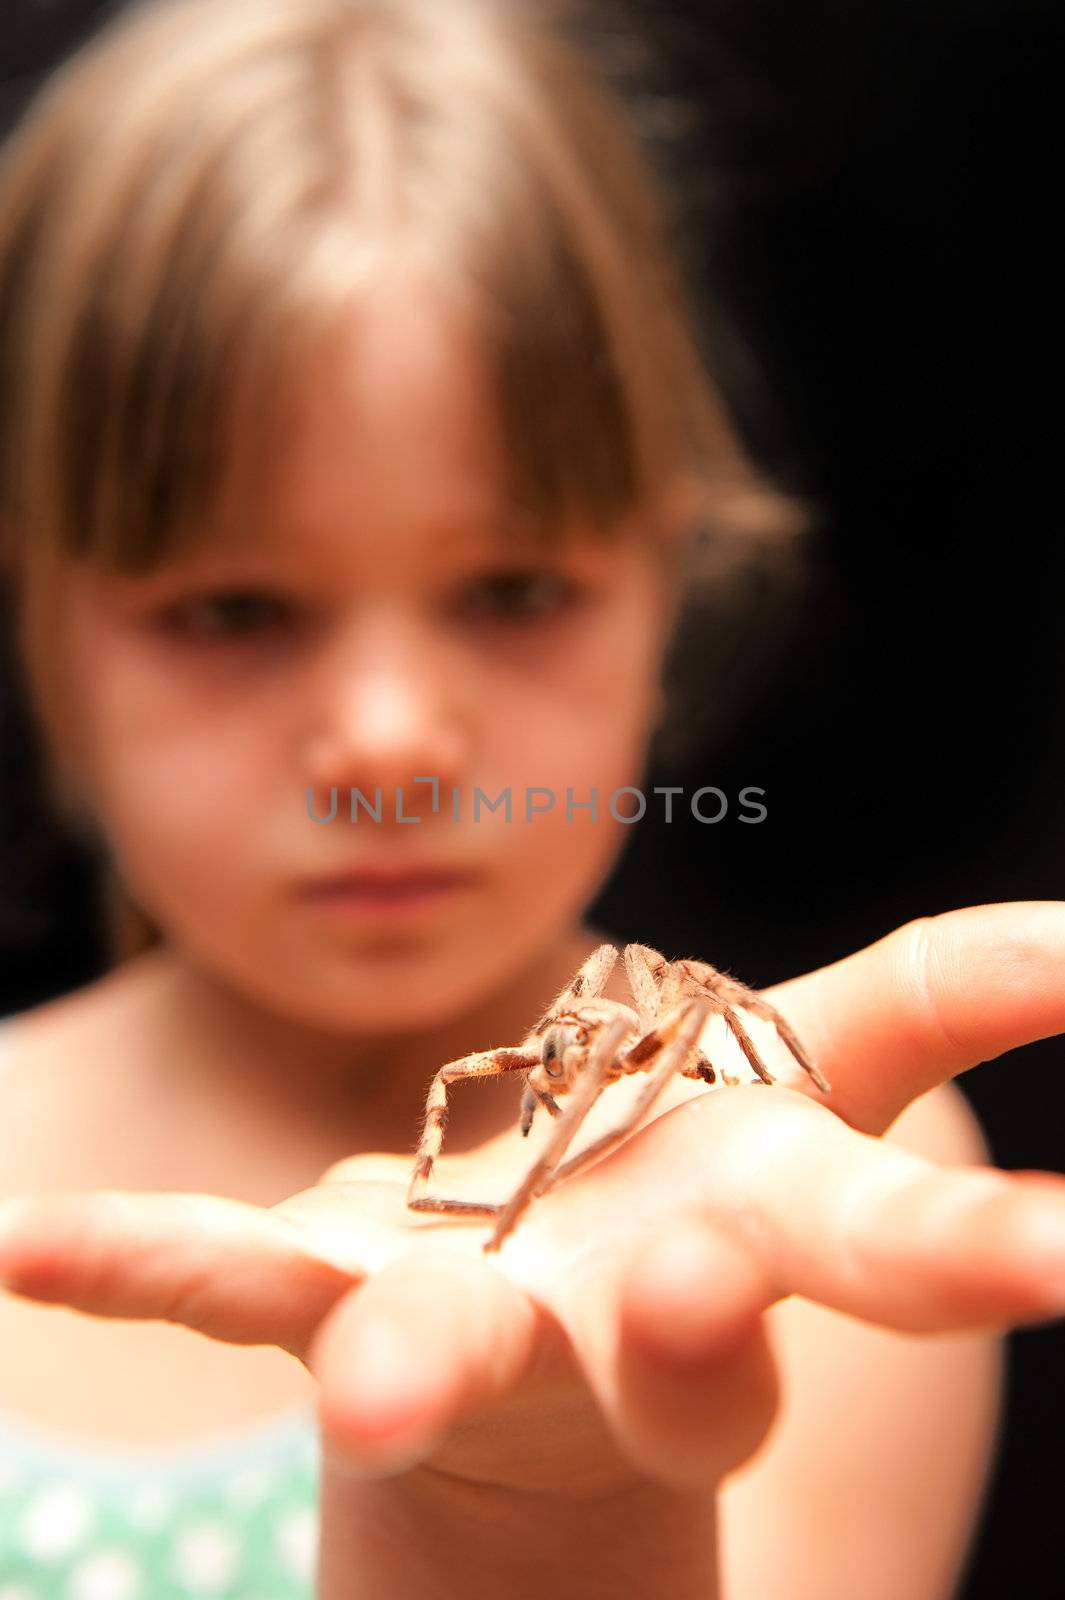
[122,925,621,1160]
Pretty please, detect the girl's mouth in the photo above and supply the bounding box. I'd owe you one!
[296,865,479,917]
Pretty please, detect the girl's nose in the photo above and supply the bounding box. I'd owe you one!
[300,614,470,800]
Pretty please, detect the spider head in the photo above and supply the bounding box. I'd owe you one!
[529,1002,640,1095]
[538,1017,588,1087]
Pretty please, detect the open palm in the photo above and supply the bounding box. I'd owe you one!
[3,902,1065,1496]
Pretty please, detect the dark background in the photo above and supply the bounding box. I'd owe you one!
[2,1,1063,1595]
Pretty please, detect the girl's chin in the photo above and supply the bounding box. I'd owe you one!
[284,960,503,1034]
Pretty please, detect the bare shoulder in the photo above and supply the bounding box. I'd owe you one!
[3,947,165,1056]
[719,1079,1004,1600]
[0,950,171,1190]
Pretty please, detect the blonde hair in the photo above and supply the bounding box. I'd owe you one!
[0,0,803,965]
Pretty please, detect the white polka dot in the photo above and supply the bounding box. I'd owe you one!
[66,1550,142,1600]
[125,1484,175,1531]
[0,1582,37,1600]
[276,1506,317,1581]
[0,1455,25,1494]
[222,1464,275,1509]
[170,1521,240,1593]
[18,1482,95,1559]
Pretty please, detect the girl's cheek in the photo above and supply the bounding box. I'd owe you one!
[486,698,643,793]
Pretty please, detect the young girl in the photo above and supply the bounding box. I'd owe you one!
[1,1,1065,1596]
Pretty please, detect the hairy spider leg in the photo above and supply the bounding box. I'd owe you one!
[735,990,831,1093]
[675,959,831,1094]
[623,942,662,1032]
[624,944,717,1084]
[482,1015,630,1253]
[630,946,785,1087]
[519,1080,563,1136]
[622,942,670,987]
[548,998,710,1189]
[528,942,619,1036]
[407,1046,540,1217]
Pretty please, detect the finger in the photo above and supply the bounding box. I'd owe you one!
[547,1085,1065,1488]
[545,1085,1065,1355]
[584,1217,781,1491]
[763,901,1065,1133]
[659,1087,1065,1333]
[0,1190,358,1361]
[308,1246,539,1479]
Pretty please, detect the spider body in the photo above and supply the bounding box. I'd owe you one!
[408,942,830,1252]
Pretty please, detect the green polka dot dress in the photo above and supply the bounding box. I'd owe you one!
[0,1402,320,1598]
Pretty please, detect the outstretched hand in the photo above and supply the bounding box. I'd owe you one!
[3,902,1065,1498]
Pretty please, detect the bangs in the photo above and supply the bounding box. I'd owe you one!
[0,0,750,582]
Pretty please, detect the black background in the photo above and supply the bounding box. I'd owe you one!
[2,2,1063,1594]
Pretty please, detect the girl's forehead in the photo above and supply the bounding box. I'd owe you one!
[219,285,514,533]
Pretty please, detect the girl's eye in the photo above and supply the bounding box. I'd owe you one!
[458,569,576,621]
[158,590,292,641]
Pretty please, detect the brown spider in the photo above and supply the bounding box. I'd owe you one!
[408,942,831,1253]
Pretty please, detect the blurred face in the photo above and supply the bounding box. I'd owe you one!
[59,277,679,1032]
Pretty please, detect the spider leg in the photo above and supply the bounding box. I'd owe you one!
[482,1015,630,1253]
[549,999,709,1187]
[686,1049,717,1085]
[673,984,779,1086]
[529,942,619,1035]
[408,1046,538,1217]
[740,992,832,1094]
[615,954,689,1077]
[624,942,669,985]
[678,959,831,1094]
[716,997,777,1085]
[627,945,700,1030]
[657,963,686,1019]
[520,1081,563,1136]
[610,947,716,1088]
[623,943,667,1032]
